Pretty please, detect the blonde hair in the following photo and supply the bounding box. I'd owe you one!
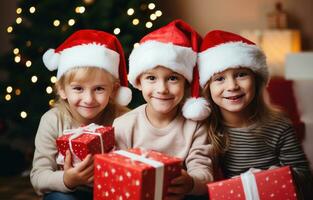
[203,71,285,156]
[53,67,119,123]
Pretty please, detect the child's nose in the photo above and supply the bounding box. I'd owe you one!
[226,78,239,91]
[157,81,169,94]
[83,91,94,103]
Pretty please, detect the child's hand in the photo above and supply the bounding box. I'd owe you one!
[63,150,94,189]
[166,169,194,200]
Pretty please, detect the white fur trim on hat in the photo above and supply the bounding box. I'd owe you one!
[182,97,211,121]
[115,86,132,106]
[43,43,120,79]
[128,41,197,88]
[198,42,268,88]
[43,49,60,71]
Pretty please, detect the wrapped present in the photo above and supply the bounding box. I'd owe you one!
[94,148,182,200]
[56,123,114,166]
[207,166,297,200]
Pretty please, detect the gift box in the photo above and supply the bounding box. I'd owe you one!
[94,148,182,200]
[207,166,297,200]
[56,123,114,166]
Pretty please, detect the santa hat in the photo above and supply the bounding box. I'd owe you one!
[42,29,132,106]
[129,19,210,121]
[198,30,269,88]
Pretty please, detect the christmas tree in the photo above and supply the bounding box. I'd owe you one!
[0,0,167,173]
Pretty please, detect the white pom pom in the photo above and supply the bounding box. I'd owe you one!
[115,86,132,106]
[42,49,59,71]
[182,97,211,121]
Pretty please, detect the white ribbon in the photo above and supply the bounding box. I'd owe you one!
[240,169,260,200]
[57,123,104,166]
[115,150,164,200]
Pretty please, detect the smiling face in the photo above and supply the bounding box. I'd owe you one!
[137,66,186,118]
[209,67,256,121]
[57,68,116,125]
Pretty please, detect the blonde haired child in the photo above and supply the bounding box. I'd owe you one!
[30,30,131,200]
[113,20,212,199]
[198,30,313,199]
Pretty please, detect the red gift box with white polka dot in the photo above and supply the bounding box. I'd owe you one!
[56,126,114,165]
[207,166,297,200]
[94,148,182,200]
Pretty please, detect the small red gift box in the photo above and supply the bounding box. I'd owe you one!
[56,123,114,166]
[94,148,182,200]
[207,166,297,200]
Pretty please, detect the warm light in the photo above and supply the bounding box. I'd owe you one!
[46,86,53,94]
[16,17,22,24]
[7,26,13,33]
[155,10,162,17]
[13,48,19,54]
[5,94,12,101]
[14,56,21,63]
[31,76,38,83]
[16,8,22,14]
[20,111,27,118]
[50,76,57,83]
[26,40,32,47]
[26,60,32,67]
[150,14,157,20]
[68,19,75,26]
[134,43,140,48]
[132,19,139,25]
[15,89,21,95]
[29,6,36,13]
[75,6,85,13]
[145,21,153,28]
[53,20,60,27]
[6,86,13,93]
[148,3,155,10]
[113,28,120,35]
[127,8,134,15]
[49,99,55,106]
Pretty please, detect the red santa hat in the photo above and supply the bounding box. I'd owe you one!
[129,19,210,121]
[42,29,132,106]
[198,30,269,88]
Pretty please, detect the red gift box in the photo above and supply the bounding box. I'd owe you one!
[94,148,182,200]
[207,166,297,200]
[56,123,114,166]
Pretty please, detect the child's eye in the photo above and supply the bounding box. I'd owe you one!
[72,86,83,91]
[236,72,247,78]
[168,75,179,82]
[213,76,224,82]
[146,75,156,81]
[95,87,105,92]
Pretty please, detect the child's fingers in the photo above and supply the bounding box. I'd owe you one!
[75,154,92,171]
[63,150,72,170]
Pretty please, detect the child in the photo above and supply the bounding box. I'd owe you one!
[113,19,212,199]
[30,30,132,200]
[197,30,313,199]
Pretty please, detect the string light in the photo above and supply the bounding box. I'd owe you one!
[6,86,13,93]
[14,55,21,63]
[155,10,162,17]
[148,3,155,10]
[13,48,19,55]
[113,28,120,35]
[16,8,22,14]
[26,60,32,67]
[26,40,32,47]
[31,76,38,83]
[16,17,22,24]
[50,76,57,83]
[20,111,27,119]
[5,94,12,101]
[53,20,60,27]
[29,6,36,13]
[75,6,85,14]
[68,19,75,26]
[150,14,157,21]
[15,89,21,95]
[127,8,134,15]
[7,26,13,33]
[49,99,55,106]
[46,86,53,94]
[132,19,139,25]
[145,21,153,28]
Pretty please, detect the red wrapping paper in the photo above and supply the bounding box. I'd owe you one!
[94,148,182,200]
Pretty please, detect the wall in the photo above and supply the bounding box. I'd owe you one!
[160,0,313,50]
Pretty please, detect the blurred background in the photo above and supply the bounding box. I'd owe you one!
[0,0,312,199]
